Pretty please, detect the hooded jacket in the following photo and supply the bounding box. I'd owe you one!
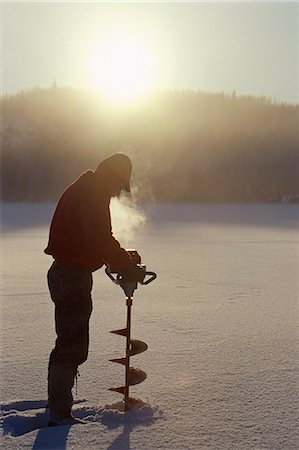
[45,170,132,272]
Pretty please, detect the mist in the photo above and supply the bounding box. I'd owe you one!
[110,194,146,245]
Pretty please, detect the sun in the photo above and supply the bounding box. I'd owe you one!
[87,30,156,103]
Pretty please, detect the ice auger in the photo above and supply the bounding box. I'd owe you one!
[105,250,157,411]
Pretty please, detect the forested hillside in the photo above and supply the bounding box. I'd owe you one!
[1,86,298,202]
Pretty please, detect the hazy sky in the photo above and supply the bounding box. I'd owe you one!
[1,1,298,103]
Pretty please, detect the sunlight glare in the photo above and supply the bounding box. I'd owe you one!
[88,30,156,102]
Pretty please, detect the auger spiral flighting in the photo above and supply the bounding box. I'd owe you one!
[105,250,156,411]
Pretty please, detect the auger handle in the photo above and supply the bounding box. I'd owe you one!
[117,270,157,286]
[105,268,119,284]
[142,271,157,285]
[105,266,157,286]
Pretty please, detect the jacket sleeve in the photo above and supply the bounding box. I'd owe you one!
[81,192,133,272]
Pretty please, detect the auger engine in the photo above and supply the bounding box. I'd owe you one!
[105,250,157,411]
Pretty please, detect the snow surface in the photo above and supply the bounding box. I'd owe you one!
[1,203,298,449]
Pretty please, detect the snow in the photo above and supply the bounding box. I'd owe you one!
[1,203,298,449]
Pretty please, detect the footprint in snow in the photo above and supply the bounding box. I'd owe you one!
[1,399,88,436]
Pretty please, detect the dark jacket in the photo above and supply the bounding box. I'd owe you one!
[45,170,132,272]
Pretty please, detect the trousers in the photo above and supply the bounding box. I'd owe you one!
[47,261,93,420]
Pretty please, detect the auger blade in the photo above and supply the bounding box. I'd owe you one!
[129,339,148,356]
[110,328,128,337]
[109,386,125,394]
[109,357,127,365]
[128,367,147,386]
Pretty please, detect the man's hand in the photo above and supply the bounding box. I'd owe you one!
[120,264,145,283]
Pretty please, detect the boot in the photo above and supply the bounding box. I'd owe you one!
[48,415,86,427]
[48,360,77,426]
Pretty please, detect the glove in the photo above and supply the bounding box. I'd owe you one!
[126,249,141,265]
[120,264,145,283]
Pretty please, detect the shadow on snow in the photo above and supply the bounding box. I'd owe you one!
[1,398,163,450]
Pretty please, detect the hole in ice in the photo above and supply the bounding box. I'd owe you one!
[97,397,164,429]
[105,397,146,412]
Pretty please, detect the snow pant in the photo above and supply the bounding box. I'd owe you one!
[47,261,93,421]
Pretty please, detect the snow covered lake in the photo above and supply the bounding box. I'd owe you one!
[1,203,298,449]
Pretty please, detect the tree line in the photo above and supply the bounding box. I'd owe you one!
[1,85,298,202]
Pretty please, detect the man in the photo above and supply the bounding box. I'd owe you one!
[44,153,145,426]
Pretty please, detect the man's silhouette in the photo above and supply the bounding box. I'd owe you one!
[45,153,145,426]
